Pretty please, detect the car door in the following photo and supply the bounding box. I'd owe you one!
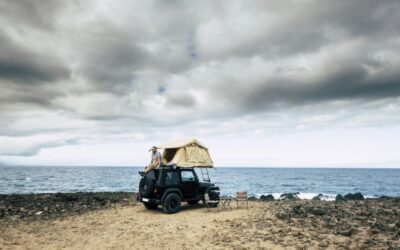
[180,170,199,199]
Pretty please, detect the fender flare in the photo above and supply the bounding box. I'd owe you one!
[161,188,183,204]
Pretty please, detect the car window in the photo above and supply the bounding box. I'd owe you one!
[165,171,179,185]
[181,171,195,182]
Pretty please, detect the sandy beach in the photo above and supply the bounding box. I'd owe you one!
[1,193,399,249]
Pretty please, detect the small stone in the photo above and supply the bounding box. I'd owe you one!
[371,229,380,234]
[338,230,353,237]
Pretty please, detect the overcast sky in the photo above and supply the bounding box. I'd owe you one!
[1,0,400,167]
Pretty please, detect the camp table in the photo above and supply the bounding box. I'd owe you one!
[219,196,233,210]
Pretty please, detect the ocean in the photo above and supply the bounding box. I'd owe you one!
[1,166,400,200]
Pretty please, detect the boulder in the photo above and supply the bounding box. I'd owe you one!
[312,194,324,201]
[248,196,258,201]
[280,192,299,200]
[344,192,364,200]
[335,194,345,202]
[260,194,275,201]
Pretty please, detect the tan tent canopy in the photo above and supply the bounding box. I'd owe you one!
[159,138,213,168]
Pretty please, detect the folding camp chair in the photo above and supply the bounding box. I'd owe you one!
[203,193,219,211]
[235,191,249,209]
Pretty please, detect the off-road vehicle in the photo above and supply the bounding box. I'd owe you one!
[138,166,220,213]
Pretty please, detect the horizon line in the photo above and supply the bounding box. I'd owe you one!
[1,164,400,169]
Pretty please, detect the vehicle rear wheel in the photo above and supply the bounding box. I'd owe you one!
[163,193,181,214]
[143,202,158,210]
[187,200,200,205]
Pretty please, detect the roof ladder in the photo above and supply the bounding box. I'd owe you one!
[200,168,211,182]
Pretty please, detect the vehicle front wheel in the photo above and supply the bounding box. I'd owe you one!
[163,193,181,214]
[205,191,220,207]
[143,202,158,210]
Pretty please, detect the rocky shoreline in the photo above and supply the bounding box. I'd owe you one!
[0,191,398,220]
[272,198,400,248]
[0,192,137,221]
[1,192,400,249]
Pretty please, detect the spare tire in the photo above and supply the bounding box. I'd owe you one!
[139,176,154,197]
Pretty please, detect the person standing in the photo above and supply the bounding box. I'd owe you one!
[144,146,161,173]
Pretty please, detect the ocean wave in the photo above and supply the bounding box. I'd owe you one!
[255,192,336,201]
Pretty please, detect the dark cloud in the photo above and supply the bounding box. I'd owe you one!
[0,82,55,107]
[0,32,70,84]
[76,24,149,93]
[198,0,400,61]
[323,0,400,39]
[219,60,400,112]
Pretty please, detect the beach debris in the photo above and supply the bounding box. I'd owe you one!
[35,211,43,215]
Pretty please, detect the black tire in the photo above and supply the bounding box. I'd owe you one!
[139,176,154,197]
[187,200,200,205]
[143,202,158,210]
[209,190,219,200]
[163,193,181,214]
[206,190,220,208]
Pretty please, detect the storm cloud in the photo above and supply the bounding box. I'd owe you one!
[0,0,400,166]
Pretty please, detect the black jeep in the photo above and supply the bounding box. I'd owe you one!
[138,166,220,213]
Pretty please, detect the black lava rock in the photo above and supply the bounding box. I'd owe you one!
[335,194,345,202]
[248,196,258,201]
[344,192,364,200]
[0,192,137,221]
[280,192,299,200]
[312,194,324,201]
[338,229,353,237]
[308,207,327,216]
[260,194,275,201]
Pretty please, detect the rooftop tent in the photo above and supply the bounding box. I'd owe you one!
[159,138,214,168]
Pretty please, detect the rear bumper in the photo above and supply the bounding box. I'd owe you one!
[138,195,159,204]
